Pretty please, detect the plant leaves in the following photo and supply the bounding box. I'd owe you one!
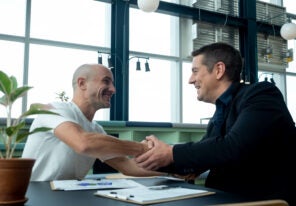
[0,71,24,106]
[16,127,52,142]
[10,76,18,91]
[10,86,32,103]
[0,70,12,95]
[0,95,8,106]
[5,122,26,137]
[20,108,59,119]
[0,70,60,158]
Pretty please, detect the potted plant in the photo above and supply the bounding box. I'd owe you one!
[0,70,58,205]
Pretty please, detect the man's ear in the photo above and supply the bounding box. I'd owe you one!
[77,77,87,90]
[215,61,226,80]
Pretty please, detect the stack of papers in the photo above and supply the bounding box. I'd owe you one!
[94,185,215,205]
[50,177,215,204]
[50,179,143,191]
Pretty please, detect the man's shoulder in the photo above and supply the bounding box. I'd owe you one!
[31,102,73,124]
[249,81,276,89]
[49,101,71,109]
[48,102,78,115]
[231,82,281,108]
[238,81,279,96]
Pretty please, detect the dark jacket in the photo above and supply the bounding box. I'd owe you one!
[168,82,296,204]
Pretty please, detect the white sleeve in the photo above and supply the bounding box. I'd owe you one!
[30,104,78,132]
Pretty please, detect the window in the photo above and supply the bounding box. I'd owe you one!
[258,71,286,96]
[286,76,296,122]
[182,62,215,124]
[284,0,296,122]
[0,0,26,36]
[0,40,24,117]
[286,38,296,74]
[129,8,179,122]
[129,58,172,122]
[0,0,111,120]
[1,0,295,123]
[0,41,24,84]
[130,8,177,56]
[30,0,109,47]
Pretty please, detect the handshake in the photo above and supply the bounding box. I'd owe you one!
[135,135,174,171]
[135,135,197,181]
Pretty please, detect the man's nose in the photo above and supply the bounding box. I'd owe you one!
[188,75,195,84]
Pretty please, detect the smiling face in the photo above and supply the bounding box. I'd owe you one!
[72,64,116,120]
[188,55,220,104]
[86,67,116,110]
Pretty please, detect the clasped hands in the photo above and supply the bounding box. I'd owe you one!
[136,135,197,181]
[135,135,173,171]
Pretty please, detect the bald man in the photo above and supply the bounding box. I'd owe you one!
[22,64,162,181]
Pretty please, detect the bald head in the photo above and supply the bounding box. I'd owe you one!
[71,63,115,120]
[72,64,111,90]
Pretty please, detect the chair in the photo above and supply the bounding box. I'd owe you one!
[213,199,289,206]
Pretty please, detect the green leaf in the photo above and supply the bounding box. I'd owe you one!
[20,108,59,119]
[5,122,26,137]
[16,127,52,142]
[10,86,32,103]
[0,70,61,158]
[0,95,8,107]
[0,70,12,95]
[10,76,18,90]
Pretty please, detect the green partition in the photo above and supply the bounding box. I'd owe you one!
[0,119,207,157]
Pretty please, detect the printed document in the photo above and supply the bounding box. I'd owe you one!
[50,179,143,191]
[94,185,215,205]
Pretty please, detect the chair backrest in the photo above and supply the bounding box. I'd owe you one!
[213,199,289,206]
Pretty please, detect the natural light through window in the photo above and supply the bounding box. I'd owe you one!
[0,0,295,123]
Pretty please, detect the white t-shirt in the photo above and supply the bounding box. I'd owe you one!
[22,101,106,181]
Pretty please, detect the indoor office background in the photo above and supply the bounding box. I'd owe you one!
[0,0,295,124]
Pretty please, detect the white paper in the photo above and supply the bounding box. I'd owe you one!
[95,185,212,204]
[50,179,144,191]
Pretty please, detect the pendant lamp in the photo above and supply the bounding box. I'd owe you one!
[137,0,160,12]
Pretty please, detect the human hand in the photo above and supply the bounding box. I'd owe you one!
[140,138,154,150]
[139,138,154,155]
[134,135,173,171]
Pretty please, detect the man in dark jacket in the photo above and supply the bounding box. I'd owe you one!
[135,42,296,205]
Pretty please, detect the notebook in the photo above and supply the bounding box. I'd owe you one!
[94,185,215,205]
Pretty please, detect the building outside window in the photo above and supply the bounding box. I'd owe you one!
[0,0,295,123]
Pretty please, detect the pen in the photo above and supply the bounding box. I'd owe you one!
[77,182,112,186]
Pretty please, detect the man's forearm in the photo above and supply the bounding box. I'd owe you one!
[55,122,149,162]
[105,157,165,177]
[82,133,149,161]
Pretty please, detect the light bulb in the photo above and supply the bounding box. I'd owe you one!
[280,22,296,40]
[137,0,159,12]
